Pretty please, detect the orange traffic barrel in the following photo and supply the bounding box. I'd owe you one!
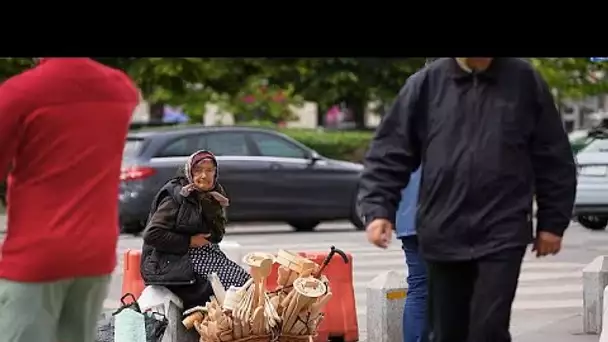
[265,249,359,342]
[121,249,145,300]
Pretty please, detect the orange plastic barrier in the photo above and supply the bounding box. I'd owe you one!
[122,248,359,342]
[121,249,145,300]
[266,251,359,342]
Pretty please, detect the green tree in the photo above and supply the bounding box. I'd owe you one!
[0,58,35,81]
[530,58,608,99]
[216,78,303,124]
[94,58,426,127]
[96,58,608,127]
[98,58,271,122]
[260,58,426,128]
[98,58,212,121]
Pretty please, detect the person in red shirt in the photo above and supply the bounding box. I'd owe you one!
[0,58,139,342]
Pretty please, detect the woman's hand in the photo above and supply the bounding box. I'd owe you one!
[190,233,211,247]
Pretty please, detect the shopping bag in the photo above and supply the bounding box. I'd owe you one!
[115,308,146,342]
[145,312,169,342]
[159,300,200,342]
[138,285,183,315]
[96,293,168,342]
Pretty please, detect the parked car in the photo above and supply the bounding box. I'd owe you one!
[574,129,608,230]
[119,126,365,234]
[569,129,592,154]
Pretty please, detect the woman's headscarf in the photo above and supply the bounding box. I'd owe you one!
[179,150,229,207]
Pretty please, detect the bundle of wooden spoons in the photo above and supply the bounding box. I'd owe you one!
[195,279,273,342]
[193,250,334,342]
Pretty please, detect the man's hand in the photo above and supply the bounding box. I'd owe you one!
[190,233,211,248]
[366,218,393,249]
[532,231,562,257]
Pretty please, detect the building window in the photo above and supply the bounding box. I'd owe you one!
[563,119,574,132]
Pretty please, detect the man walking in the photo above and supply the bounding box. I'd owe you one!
[0,58,139,342]
[358,58,576,341]
[396,168,428,342]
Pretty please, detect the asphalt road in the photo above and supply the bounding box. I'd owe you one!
[1,218,606,341]
[106,221,608,341]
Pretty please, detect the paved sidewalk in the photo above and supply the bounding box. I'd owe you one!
[514,313,598,342]
[361,313,599,342]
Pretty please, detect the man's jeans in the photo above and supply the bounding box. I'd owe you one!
[401,236,429,342]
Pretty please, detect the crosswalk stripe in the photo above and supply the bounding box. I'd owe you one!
[111,233,586,332]
[113,252,584,271]
[225,241,376,251]
[518,271,581,282]
[356,300,584,312]
[352,283,582,299]
[515,284,581,295]
[112,250,585,289]
[520,262,585,269]
[512,299,582,310]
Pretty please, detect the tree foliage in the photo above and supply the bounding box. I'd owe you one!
[97,58,273,121]
[530,58,608,99]
[216,78,303,123]
[256,58,425,127]
[1,58,607,124]
[0,58,35,81]
[100,58,427,126]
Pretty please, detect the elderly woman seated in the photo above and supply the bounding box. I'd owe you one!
[140,150,250,310]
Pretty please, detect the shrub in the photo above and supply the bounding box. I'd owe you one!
[280,128,372,162]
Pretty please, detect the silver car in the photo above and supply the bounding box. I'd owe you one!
[574,137,608,230]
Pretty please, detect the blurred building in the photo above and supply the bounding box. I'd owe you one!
[131,90,150,122]
[133,90,608,132]
[561,94,608,132]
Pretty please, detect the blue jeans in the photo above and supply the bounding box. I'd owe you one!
[401,236,429,342]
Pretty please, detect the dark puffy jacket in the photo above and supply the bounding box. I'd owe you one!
[140,177,226,307]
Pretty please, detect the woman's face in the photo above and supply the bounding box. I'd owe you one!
[192,159,216,191]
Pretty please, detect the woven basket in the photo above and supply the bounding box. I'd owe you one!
[278,334,313,342]
[231,335,272,342]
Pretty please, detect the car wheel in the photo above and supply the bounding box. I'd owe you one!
[350,189,365,231]
[121,221,145,235]
[578,215,608,231]
[350,211,365,231]
[289,221,320,232]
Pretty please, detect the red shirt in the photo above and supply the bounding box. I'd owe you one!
[0,58,139,282]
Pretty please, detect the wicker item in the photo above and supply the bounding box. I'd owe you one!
[231,335,271,342]
[231,334,311,342]
[278,334,313,342]
[193,249,333,342]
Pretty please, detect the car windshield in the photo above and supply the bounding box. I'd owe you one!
[581,138,608,153]
[569,130,589,142]
[123,138,143,160]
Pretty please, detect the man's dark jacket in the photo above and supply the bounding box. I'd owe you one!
[358,58,577,261]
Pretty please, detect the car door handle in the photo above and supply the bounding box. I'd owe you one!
[269,163,282,170]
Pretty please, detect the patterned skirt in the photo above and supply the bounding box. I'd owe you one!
[188,244,250,289]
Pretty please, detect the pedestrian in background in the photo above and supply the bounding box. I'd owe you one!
[358,58,576,341]
[395,168,428,342]
[0,58,139,342]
